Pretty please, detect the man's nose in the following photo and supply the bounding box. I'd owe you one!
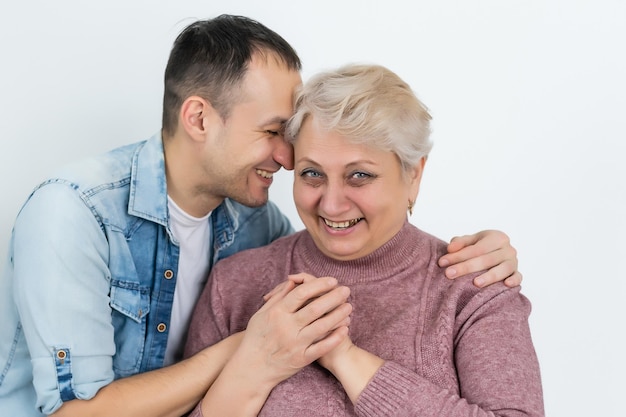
[274,139,294,171]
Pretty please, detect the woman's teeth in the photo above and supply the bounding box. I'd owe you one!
[323,218,362,229]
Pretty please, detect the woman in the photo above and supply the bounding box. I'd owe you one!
[184,64,544,416]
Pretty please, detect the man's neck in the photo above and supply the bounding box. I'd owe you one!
[162,132,223,217]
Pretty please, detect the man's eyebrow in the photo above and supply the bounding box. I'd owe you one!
[260,116,288,126]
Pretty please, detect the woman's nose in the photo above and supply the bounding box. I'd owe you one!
[319,182,351,215]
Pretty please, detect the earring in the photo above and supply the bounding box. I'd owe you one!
[407,200,414,216]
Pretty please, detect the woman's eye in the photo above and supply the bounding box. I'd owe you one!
[347,171,376,186]
[351,172,371,179]
[299,169,324,187]
[301,169,322,178]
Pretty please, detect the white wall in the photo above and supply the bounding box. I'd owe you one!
[1,1,624,415]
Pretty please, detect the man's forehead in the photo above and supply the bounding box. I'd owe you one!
[248,49,301,72]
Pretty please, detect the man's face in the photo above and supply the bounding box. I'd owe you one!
[204,55,302,208]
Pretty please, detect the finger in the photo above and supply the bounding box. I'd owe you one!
[287,272,317,285]
[300,302,353,343]
[441,247,493,278]
[441,241,517,279]
[263,280,292,302]
[445,246,514,279]
[264,273,319,301]
[503,271,523,288]
[294,285,350,326]
[334,315,352,329]
[439,237,485,268]
[281,277,341,313]
[303,326,349,363]
[446,233,482,255]
[440,230,511,267]
[471,259,518,287]
[440,245,484,271]
[260,279,296,307]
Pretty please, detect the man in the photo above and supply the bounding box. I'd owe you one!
[0,15,521,416]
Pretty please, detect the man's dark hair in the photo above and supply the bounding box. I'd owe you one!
[162,14,302,136]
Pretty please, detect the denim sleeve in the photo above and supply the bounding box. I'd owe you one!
[12,182,115,415]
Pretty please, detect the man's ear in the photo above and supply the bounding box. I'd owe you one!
[409,156,427,202]
[179,96,220,142]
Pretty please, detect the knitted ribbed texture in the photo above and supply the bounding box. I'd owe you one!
[185,222,544,416]
[355,361,417,416]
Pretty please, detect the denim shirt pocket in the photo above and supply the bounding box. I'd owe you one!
[109,281,150,377]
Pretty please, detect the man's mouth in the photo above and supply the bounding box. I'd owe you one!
[256,169,274,179]
[323,217,363,230]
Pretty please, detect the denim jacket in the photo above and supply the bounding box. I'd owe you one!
[0,134,293,416]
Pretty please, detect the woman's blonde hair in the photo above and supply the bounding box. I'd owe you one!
[286,64,433,172]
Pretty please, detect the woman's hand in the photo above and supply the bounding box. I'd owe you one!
[317,337,384,405]
[242,274,352,385]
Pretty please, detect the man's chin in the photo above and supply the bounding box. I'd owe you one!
[232,193,269,208]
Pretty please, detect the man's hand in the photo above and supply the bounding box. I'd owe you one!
[438,230,522,288]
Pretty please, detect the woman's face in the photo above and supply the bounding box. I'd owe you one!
[293,118,424,261]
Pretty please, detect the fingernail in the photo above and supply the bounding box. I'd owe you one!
[474,277,485,287]
[446,267,457,278]
[439,258,450,267]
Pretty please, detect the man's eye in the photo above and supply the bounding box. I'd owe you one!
[265,125,285,137]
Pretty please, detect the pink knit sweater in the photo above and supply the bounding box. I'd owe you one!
[185,222,544,416]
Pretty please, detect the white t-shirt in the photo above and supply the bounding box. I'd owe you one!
[163,196,211,366]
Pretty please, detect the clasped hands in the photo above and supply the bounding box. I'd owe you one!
[234,273,353,389]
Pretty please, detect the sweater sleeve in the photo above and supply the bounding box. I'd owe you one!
[183,265,229,359]
[182,268,231,417]
[354,286,544,417]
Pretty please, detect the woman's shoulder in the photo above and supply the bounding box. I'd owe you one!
[211,231,305,282]
[225,230,303,261]
[408,225,449,255]
[407,225,493,304]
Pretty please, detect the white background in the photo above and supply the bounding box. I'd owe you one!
[1,1,624,415]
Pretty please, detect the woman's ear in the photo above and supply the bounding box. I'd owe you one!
[179,96,220,142]
[409,156,427,202]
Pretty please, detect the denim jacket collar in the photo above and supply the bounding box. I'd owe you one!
[212,199,240,251]
[127,133,168,227]
[127,133,241,249]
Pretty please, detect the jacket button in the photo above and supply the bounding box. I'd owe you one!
[164,270,174,279]
[157,323,167,332]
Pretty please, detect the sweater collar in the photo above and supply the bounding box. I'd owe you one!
[296,221,430,284]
